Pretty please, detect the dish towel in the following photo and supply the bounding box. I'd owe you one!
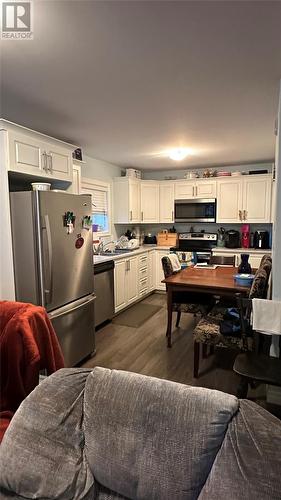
[168,254,182,273]
[252,298,281,336]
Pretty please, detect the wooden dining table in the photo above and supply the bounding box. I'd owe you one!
[162,266,251,347]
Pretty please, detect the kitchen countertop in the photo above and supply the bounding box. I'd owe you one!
[213,247,271,254]
[93,245,171,265]
[93,245,272,265]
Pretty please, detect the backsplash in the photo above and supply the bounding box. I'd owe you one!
[115,222,273,248]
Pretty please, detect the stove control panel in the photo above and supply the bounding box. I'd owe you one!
[179,232,217,241]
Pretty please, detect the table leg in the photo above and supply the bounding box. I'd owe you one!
[166,286,173,348]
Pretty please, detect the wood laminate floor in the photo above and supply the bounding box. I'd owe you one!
[81,293,249,395]
[81,293,281,418]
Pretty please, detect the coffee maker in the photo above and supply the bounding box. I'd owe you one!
[241,224,250,249]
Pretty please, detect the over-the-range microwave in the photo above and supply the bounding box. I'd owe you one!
[174,198,216,223]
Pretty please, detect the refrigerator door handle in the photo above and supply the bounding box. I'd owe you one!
[44,214,53,304]
[48,294,96,319]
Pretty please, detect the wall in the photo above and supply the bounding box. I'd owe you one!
[271,81,281,360]
[81,155,122,242]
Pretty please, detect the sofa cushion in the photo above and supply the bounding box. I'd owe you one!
[0,368,95,500]
[84,367,239,500]
[198,399,281,500]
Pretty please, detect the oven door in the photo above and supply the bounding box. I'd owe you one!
[174,199,216,223]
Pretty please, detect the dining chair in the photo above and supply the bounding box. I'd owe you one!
[233,293,281,398]
[192,256,272,378]
[161,256,213,347]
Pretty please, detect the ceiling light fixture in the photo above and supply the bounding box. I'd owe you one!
[169,148,191,161]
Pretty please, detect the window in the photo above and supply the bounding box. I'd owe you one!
[81,178,111,236]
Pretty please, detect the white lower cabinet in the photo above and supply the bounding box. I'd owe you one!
[212,251,271,269]
[155,250,170,290]
[114,255,139,312]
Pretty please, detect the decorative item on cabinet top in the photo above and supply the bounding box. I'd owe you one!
[72,148,83,161]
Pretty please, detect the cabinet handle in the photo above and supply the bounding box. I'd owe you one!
[47,154,53,173]
[192,186,194,197]
[243,210,247,220]
[195,186,198,197]
[42,152,48,171]
[172,210,174,221]
[141,211,144,221]
[238,210,242,221]
[130,210,132,221]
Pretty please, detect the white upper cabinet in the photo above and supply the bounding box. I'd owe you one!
[242,175,272,223]
[6,124,74,182]
[8,131,46,176]
[174,181,194,199]
[174,179,216,199]
[113,177,140,223]
[159,182,175,223]
[195,179,216,198]
[140,182,159,223]
[216,175,272,224]
[216,178,243,223]
[47,143,72,179]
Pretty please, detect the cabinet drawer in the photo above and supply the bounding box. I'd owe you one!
[139,277,148,292]
[139,287,149,297]
[139,254,148,268]
[139,266,148,280]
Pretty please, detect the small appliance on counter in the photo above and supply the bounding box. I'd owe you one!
[253,230,270,249]
[217,227,225,247]
[241,224,250,249]
[143,233,157,245]
[225,230,240,248]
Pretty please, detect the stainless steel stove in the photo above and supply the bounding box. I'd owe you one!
[171,232,217,264]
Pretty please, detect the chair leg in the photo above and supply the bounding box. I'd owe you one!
[236,377,249,398]
[176,311,181,327]
[194,342,200,378]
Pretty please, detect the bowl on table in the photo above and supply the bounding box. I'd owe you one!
[234,273,255,286]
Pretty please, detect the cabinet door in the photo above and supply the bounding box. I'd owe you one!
[242,176,272,223]
[129,180,141,222]
[174,181,194,199]
[148,251,156,291]
[248,254,263,270]
[126,256,139,304]
[155,251,170,290]
[8,131,47,176]
[114,259,127,312]
[140,183,159,223]
[195,180,216,198]
[48,144,72,181]
[216,179,243,223]
[159,183,174,222]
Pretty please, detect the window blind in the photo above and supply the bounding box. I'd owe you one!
[92,188,108,214]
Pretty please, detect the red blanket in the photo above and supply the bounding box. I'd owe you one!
[0,301,64,442]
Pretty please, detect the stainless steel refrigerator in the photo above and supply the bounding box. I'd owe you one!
[10,190,95,367]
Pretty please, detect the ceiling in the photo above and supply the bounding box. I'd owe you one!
[1,1,281,170]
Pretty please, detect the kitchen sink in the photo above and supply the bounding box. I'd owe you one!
[97,249,134,256]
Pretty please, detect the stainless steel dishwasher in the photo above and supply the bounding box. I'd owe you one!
[94,260,115,328]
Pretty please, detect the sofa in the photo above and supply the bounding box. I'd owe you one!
[0,367,280,500]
